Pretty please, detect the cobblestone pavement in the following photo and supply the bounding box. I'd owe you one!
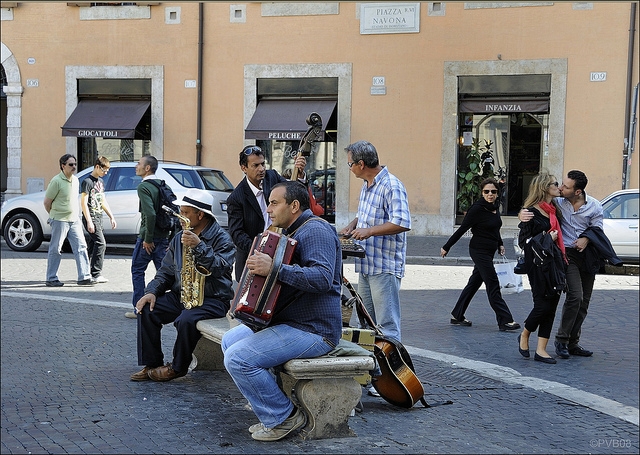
[1,239,638,454]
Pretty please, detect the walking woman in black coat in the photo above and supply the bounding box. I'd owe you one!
[441,178,520,331]
[516,172,566,364]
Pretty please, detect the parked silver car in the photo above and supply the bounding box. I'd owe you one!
[1,161,234,252]
[601,188,639,264]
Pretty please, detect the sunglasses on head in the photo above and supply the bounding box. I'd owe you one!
[242,146,262,156]
[483,189,498,194]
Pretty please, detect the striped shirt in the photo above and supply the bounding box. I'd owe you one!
[354,166,411,277]
[556,193,603,248]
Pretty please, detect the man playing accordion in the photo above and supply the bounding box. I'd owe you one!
[222,181,342,442]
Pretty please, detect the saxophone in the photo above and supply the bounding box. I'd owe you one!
[162,205,212,309]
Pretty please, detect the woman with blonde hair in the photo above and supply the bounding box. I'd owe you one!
[516,172,566,364]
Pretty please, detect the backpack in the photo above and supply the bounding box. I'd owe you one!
[145,179,181,233]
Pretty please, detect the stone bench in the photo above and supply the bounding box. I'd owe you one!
[193,316,375,439]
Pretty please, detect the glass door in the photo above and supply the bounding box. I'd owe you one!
[257,139,337,222]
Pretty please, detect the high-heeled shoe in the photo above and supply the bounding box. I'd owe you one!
[517,334,530,358]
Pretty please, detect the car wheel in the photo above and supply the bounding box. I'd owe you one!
[3,212,44,252]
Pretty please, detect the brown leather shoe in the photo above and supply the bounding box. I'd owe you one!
[130,366,153,382]
[147,363,186,382]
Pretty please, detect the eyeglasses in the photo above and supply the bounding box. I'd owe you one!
[549,181,559,187]
[66,162,77,167]
[483,189,498,194]
[347,160,361,168]
[100,166,110,172]
[242,146,262,156]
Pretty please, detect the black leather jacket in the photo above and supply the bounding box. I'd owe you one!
[145,219,236,304]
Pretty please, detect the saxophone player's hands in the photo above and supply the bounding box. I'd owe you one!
[136,293,156,313]
[246,249,273,276]
[181,229,200,248]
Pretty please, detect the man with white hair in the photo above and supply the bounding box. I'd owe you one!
[130,189,236,382]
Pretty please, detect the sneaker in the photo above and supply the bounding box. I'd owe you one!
[93,275,109,283]
[251,408,306,441]
[45,280,64,287]
[367,385,381,397]
[125,311,137,319]
[77,278,95,286]
[248,422,265,434]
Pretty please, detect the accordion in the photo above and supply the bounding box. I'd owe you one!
[232,231,297,330]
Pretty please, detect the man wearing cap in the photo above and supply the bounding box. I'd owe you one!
[130,189,236,382]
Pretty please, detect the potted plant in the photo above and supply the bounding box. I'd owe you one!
[457,138,495,214]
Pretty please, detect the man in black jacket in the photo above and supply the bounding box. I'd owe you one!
[130,189,235,382]
[226,145,306,282]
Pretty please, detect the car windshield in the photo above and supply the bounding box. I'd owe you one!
[198,169,234,192]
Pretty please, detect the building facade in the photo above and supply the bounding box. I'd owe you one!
[1,1,638,235]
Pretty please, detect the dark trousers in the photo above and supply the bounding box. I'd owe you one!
[524,271,561,339]
[451,246,514,326]
[555,248,595,349]
[82,215,106,278]
[137,291,229,373]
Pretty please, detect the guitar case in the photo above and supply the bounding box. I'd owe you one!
[344,277,453,409]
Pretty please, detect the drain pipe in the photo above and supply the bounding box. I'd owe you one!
[622,2,637,189]
[196,2,204,166]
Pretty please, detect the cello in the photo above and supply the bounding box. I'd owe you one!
[270,112,324,235]
[290,112,323,181]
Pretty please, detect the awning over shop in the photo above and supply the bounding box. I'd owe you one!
[61,100,150,138]
[245,99,337,140]
[459,98,549,114]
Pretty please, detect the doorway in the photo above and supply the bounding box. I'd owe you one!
[458,112,546,217]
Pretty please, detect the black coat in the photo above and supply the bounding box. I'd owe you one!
[579,226,623,274]
[226,170,287,281]
[518,207,567,297]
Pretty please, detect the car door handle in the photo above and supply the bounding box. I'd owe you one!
[629,225,638,229]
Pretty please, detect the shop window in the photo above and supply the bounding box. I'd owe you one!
[258,140,337,223]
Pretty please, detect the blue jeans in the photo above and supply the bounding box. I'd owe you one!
[46,218,91,282]
[222,324,333,429]
[357,272,402,343]
[131,237,169,308]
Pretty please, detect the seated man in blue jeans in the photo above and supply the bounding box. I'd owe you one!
[222,181,342,442]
